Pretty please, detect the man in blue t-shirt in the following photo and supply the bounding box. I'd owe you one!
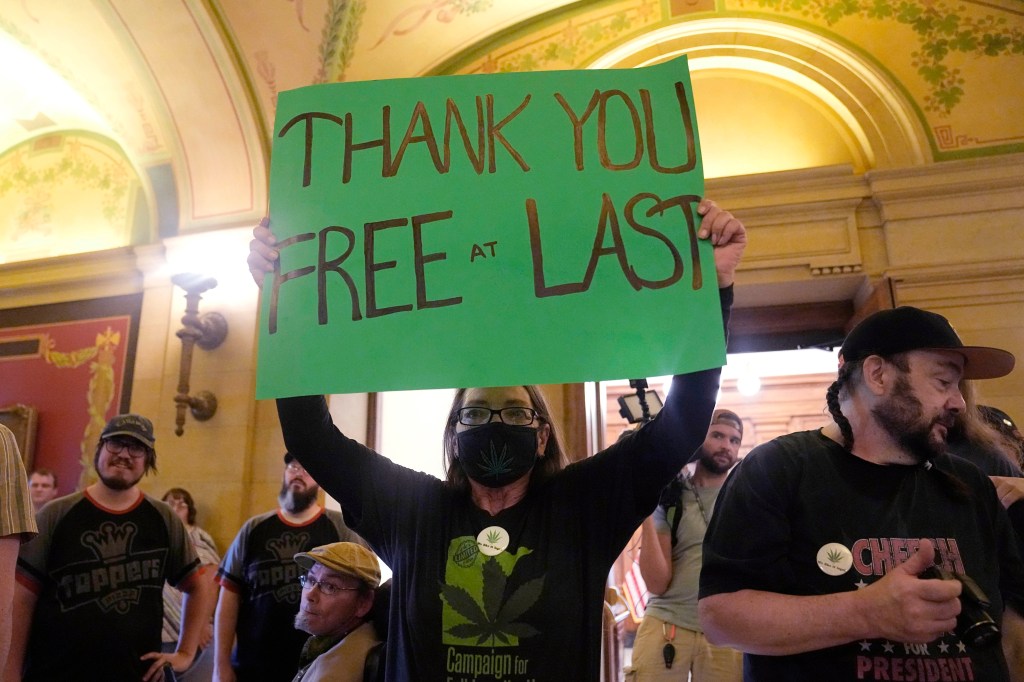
[214,453,364,681]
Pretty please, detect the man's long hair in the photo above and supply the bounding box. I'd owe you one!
[827,353,916,450]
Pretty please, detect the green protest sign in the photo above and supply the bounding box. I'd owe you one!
[257,55,723,398]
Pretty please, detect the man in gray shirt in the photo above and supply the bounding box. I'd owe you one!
[625,409,745,681]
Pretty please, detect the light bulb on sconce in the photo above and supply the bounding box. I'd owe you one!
[171,272,228,436]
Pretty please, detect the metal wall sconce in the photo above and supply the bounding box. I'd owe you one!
[171,273,228,436]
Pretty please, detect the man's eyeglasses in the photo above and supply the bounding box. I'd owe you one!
[457,406,538,426]
[104,438,148,458]
[298,574,360,595]
[286,461,306,474]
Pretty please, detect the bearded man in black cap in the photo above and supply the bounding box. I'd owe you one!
[698,306,1024,681]
[214,453,364,682]
[7,414,217,682]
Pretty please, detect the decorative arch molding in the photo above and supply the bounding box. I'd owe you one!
[438,14,931,171]
[0,130,151,264]
[585,18,929,169]
[100,1,268,231]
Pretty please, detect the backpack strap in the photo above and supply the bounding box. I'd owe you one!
[658,473,687,548]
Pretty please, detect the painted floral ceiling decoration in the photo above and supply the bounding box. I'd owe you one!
[741,0,1024,114]
[0,0,1019,264]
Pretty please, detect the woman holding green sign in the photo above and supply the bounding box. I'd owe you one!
[247,198,745,681]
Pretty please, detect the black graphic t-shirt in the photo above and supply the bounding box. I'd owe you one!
[217,508,360,681]
[275,288,733,682]
[16,490,199,681]
[700,429,1024,681]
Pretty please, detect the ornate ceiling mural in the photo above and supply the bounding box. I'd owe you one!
[740,0,1024,116]
[0,0,1019,265]
[408,0,1022,159]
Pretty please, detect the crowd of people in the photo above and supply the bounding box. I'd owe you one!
[2,197,1023,681]
[2,416,383,682]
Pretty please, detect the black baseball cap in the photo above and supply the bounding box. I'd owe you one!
[100,414,156,449]
[840,307,1015,380]
[284,452,295,464]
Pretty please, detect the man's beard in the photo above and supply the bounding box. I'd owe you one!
[698,445,732,475]
[95,454,146,485]
[97,467,143,491]
[279,479,318,513]
[872,374,956,463]
[93,451,144,491]
[294,610,315,635]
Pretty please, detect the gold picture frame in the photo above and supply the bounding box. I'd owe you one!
[0,403,38,469]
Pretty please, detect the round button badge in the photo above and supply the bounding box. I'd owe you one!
[476,526,509,556]
[816,542,853,576]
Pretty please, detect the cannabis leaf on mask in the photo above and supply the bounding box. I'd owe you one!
[474,441,515,479]
[441,557,543,645]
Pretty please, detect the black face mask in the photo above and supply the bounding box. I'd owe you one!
[456,422,539,488]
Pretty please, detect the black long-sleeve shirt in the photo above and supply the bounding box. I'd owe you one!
[277,286,732,682]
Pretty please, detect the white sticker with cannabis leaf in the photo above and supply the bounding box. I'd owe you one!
[476,526,510,557]
[816,543,853,576]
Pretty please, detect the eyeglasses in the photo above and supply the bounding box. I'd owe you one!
[104,438,148,458]
[457,406,538,426]
[286,461,306,473]
[298,574,360,596]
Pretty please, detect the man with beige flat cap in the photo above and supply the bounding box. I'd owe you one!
[292,542,383,682]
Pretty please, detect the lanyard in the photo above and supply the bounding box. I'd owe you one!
[683,469,710,527]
